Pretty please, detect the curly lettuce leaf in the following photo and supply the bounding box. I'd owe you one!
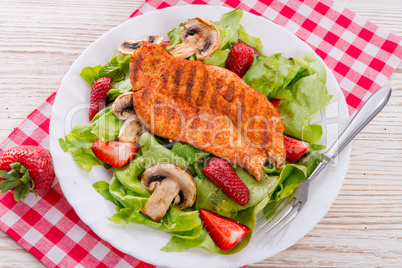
[59,123,109,172]
[244,52,331,143]
[90,108,124,142]
[59,107,122,171]
[215,8,243,50]
[165,23,184,51]
[278,75,332,143]
[242,53,295,98]
[277,53,332,144]
[80,53,133,102]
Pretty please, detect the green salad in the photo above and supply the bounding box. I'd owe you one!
[59,8,331,254]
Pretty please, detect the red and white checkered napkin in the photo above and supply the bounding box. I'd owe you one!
[0,0,401,267]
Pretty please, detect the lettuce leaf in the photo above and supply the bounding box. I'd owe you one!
[215,8,243,50]
[171,143,210,164]
[80,53,133,102]
[195,167,279,213]
[202,49,230,67]
[80,65,102,86]
[90,108,124,142]
[107,53,133,101]
[59,107,122,171]
[162,196,269,254]
[278,75,331,143]
[243,52,331,143]
[242,53,295,98]
[59,123,109,172]
[165,24,183,51]
[238,24,264,55]
[139,132,189,169]
[113,157,150,197]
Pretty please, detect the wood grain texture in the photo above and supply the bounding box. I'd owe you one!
[0,0,401,267]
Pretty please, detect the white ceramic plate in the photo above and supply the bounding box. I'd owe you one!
[49,6,351,268]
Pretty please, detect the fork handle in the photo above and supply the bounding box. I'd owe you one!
[323,86,392,162]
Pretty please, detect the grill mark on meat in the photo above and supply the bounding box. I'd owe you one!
[238,86,246,124]
[211,77,223,109]
[224,81,235,102]
[130,53,144,84]
[172,63,184,98]
[186,65,197,102]
[161,73,168,91]
[210,84,218,109]
[152,58,160,67]
[196,68,208,106]
[224,102,231,115]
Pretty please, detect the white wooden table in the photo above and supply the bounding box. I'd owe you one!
[0,0,401,267]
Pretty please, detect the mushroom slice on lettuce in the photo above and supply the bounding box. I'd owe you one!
[169,18,221,61]
[118,118,143,143]
[117,35,164,55]
[140,163,197,222]
[111,92,144,143]
[111,92,135,120]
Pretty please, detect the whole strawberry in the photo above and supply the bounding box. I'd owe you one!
[89,77,111,121]
[0,146,55,201]
[225,42,255,78]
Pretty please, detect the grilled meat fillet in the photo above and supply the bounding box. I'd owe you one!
[130,43,285,181]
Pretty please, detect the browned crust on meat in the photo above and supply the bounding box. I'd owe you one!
[130,43,286,181]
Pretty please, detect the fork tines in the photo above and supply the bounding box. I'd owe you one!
[256,196,302,237]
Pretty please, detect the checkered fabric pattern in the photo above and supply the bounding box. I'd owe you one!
[0,0,401,267]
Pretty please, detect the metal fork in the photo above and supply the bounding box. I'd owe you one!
[256,86,392,236]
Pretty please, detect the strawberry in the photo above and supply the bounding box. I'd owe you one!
[161,41,171,49]
[202,158,249,206]
[225,42,255,78]
[284,136,310,162]
[91,138,137,168]
[199,209,250,251]
[0,146,55,201]
[269,98,281,109]
[89,77,111,121]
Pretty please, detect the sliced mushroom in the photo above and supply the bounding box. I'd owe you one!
[140,163,196,222]
[118,35,164,55]
[118,118,143,143]
[169,18,221,61]
[112,92,135,120]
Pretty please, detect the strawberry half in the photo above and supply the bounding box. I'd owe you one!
[202,158,249,206]
[91,138,137,168]
[269,98,281,109]
[89,77,111,121]
[284,136,310,162]
[199,209,250,251]
[161,41,171,49]
[0,145,55,201]
[225,42,255,78]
